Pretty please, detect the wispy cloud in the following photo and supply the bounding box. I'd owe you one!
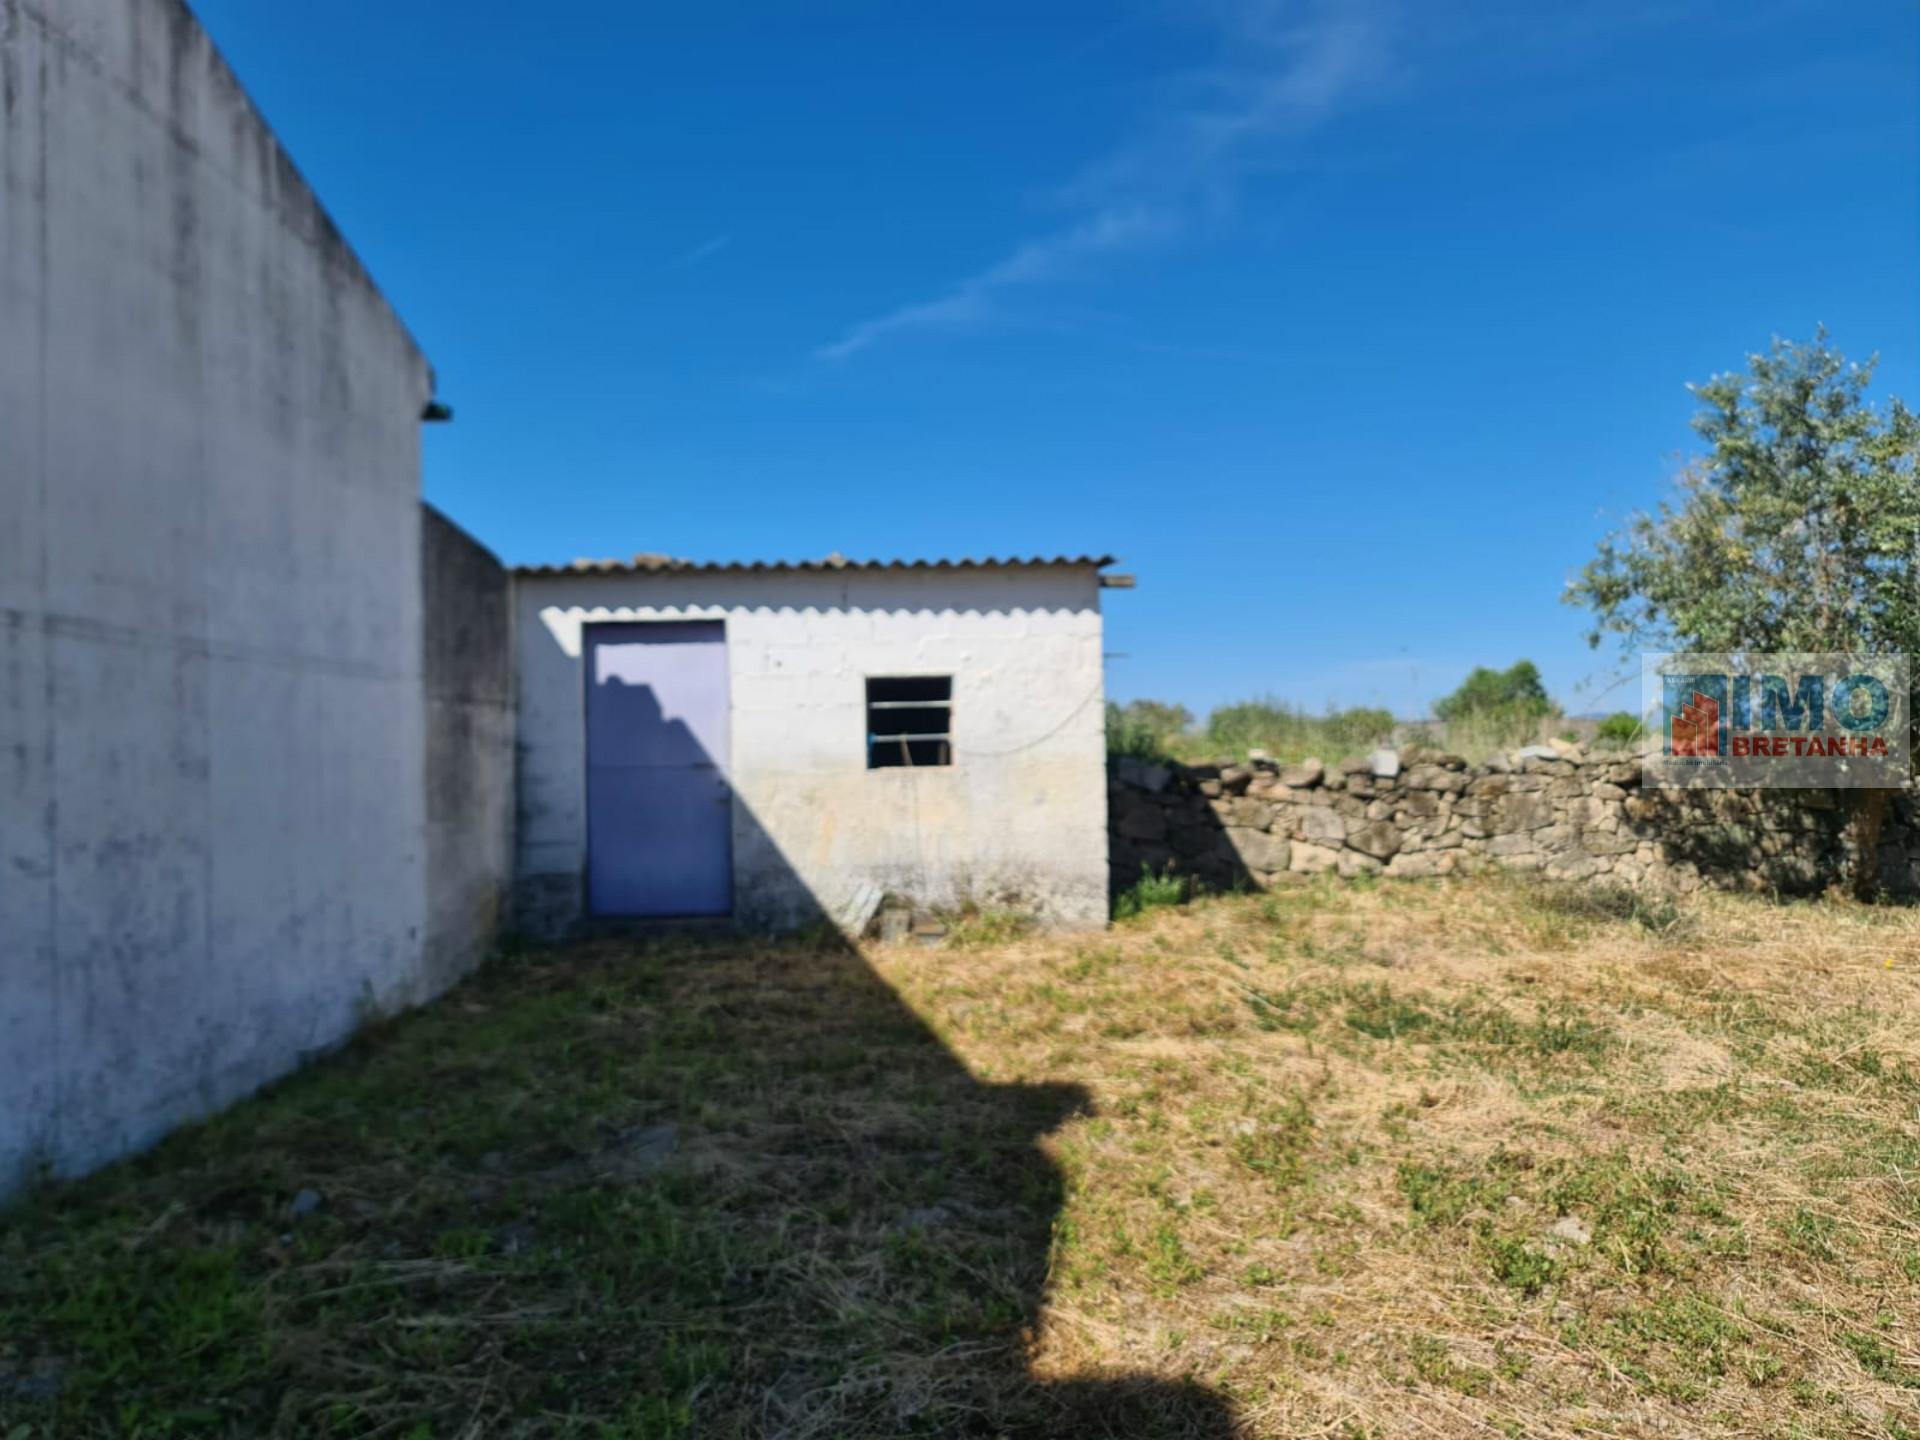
[667,233,732,270]
[816,1,1389,361]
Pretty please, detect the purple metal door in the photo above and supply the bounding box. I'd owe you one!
[585,621,732,917]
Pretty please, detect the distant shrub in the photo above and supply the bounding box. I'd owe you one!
[1107,699,1192,760]
[1114,865,1188,921]
[1324,706,1397,752]
[1200,697,1393,765]
[1432,705,1560,760]
[1434,661,1552,723]
[1594,711,1644,747]
[1110,695,1402,766]
[1423,661,1562,757]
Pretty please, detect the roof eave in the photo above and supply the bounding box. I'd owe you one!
[511,555,1118,578]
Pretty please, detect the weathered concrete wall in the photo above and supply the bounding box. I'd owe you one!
[1111,746,1920,898]
[422,505,514,990]
[513,567,1110,934]
[0,0,436,1189]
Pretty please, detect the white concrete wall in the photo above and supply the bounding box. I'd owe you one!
[422,506,517,993]
[0,0,437,1188]
[514,568,1109,934]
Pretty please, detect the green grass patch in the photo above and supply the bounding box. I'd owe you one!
[1114,864,1189,921]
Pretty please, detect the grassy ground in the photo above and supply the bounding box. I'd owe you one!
[5,878,1920,1437]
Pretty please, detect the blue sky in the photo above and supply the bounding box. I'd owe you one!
[194,0,1917,719]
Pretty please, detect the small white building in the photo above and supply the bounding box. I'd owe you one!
[512,554,1123,935]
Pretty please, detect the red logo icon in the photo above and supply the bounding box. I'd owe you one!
[1669,691,1721,757]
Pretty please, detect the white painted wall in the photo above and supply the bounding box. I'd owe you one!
[0,0,439,1188]
[514,567,1110,934]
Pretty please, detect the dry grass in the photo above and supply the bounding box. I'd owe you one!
[5,876,1920,1436]
[942,877,1920,1438]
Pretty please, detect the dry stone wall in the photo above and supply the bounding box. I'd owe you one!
[1110,744,1920,900]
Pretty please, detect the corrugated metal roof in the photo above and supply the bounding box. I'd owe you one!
[513,552,1117,577]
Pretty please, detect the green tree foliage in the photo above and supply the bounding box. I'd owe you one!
[1433,661,1552,723]
[1565,331,1920,894]
[1567,331,1920,656]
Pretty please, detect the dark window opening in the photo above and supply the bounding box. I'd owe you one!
[867,676,952,768]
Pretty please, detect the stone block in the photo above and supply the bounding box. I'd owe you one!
[1544,850,1600,881]
[1279,758,1325,788]
[1497,793,1555,831]
[1212,796,1275,830]
[1405,765,1468,794]
[1224,827,1291,874]
[1345,818,1404,860]
[1296,807,1346,845]
[1289,842,1341,874]
[1583,832,1638,856]
[1494,852,1546,872]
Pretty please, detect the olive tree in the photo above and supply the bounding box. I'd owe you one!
[1565,331,1920,893]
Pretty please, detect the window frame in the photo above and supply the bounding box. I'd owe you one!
[865,675,954,769]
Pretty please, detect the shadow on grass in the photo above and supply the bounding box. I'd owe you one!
[0,927,1239,1437]
[5,650,1236,1434]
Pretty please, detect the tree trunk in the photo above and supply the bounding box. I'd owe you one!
[1845,788,1893,900]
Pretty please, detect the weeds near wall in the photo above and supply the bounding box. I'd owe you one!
[943,907,1038,949]
[1113,865,1188,921]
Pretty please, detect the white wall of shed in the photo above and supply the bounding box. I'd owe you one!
[513,568,1109,934]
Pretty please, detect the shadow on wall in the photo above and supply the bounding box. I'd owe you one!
[533,677,1238,1432]
[586,664,738,923]
[1108,751,1920,902]
[1108,759,1264,898]
[574,634,829,932]
[1637,786,1917,899]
